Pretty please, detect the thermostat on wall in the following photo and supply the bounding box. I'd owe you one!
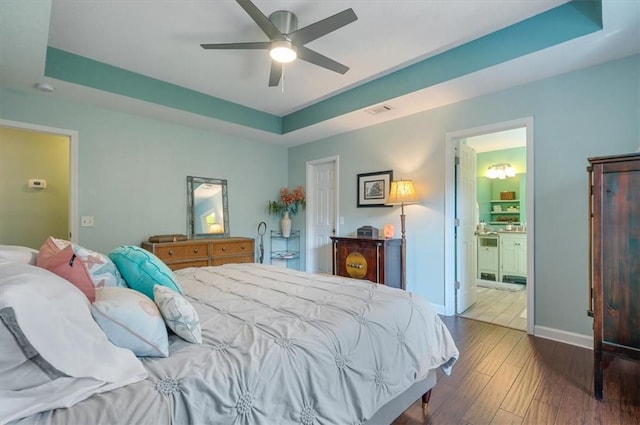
[28,179,47,189]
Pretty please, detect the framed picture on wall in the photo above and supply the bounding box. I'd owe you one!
[357,170,393,207]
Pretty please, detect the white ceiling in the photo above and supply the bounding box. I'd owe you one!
[465,128,527,153]
[1,0,639,146]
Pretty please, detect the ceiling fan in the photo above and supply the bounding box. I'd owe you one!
[201,0,358,87]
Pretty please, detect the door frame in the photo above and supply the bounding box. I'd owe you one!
[444,117,535,334]
[305,155,339,273]
[0,118,78,243]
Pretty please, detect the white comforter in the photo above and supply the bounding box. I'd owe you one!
[11,263,458,425]
[175,264,459,424]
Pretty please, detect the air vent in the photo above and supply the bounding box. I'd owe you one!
[365,104,393,115]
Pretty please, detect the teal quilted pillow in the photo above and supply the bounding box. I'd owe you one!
[108,246,182,301]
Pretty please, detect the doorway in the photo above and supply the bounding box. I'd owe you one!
[459,128,528,330]
[0,119,78,246]
[305,156,339,273]
[444,118,534,334]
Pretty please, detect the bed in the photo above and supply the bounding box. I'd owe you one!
[1,244,458,425]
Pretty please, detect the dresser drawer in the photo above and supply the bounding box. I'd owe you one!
[155,243,209,261]
[142,238,254,270]
[167,259,210,271]
[211,254,253,266]
[211,240,252,257]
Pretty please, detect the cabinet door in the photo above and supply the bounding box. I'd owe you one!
[515,237,527,276]
[600,165,640,352]
[334,239,383,284]
[478,237,499,278]
[478,247,499,276]
[500,235,526,279]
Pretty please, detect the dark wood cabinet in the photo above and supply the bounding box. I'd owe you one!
[330,236,401,288]
[588,152,640,400]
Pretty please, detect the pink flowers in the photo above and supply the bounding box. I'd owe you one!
[268,186,306,216]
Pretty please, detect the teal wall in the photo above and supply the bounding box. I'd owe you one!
[1,54,638,341]
[289,54,640,338]
[0,88,288,255]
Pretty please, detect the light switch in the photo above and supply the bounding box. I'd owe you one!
[81,216,94,227]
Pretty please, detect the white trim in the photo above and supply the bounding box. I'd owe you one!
[524,118,535,334]
[534,325,593,350]
[444,117,535,335]
[305,155,339,273]
[0,119,78,243]
[430,303,446,315]
[444,135,457,316]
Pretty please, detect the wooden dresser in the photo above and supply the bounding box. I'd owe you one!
[588,152,640,400]
[141,237,254,271]
[330,236,401,288]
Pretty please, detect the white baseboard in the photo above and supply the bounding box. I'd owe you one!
[534,325,593,349]
[430,303,446,315]
[436,310,593,350]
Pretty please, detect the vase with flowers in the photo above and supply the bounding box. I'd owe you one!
[268,186,306,237]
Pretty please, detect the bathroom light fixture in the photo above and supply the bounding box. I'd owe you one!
[486,164,516,179]
[270,41,297,63]
[386,179,418,290]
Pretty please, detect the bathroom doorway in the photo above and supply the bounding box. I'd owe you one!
[460,128,527,330]
[444,118,534,334]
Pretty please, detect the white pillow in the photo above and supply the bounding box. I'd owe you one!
[0,245,38,265]
[0,263,147,423]
[91,287,169,357]
[153,285,202,344]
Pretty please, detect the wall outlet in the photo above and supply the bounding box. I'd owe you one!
[81,216,94,227]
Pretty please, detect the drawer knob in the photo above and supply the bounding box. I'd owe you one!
[222,247,227,251]
[241,246,245,250]
[168,250,174,255]
[193,248,199,253]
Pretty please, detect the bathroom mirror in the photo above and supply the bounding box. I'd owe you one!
[187,176,229,239]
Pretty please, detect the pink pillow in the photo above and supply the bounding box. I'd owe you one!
[36,240,95,302]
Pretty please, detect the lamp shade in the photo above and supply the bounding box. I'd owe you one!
[386,180,418,205]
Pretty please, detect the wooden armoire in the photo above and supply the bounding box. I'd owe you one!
[587,152,640,400]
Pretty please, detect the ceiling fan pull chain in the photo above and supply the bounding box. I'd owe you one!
[281,64,285,94]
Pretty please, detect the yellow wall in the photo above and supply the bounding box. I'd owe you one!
[0,127,69,249]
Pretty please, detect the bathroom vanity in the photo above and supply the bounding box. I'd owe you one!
[477,231,527,284]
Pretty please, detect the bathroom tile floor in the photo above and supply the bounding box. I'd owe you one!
[458,286,527,331]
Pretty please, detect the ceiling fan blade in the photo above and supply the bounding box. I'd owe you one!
[269,61,283,87]
[288,8,357,45]
[236,0,285,41]
[201,41,271,50]
[297,46,349,74]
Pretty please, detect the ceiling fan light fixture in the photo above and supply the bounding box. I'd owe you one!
[270,41,297,63]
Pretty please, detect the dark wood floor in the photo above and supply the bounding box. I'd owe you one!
[392,316,640,425]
